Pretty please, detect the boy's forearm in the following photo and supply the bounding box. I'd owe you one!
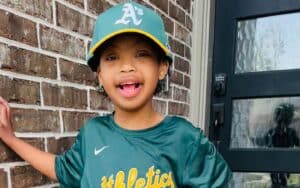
[3,135,57,181]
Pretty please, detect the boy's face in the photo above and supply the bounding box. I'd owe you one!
[97,34,169,112]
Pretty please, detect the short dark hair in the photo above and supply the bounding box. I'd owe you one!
[274,103,295,125]
[94,33,172,96]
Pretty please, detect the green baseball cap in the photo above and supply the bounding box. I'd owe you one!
[87,1,172,72]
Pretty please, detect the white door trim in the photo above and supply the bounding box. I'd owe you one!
[190,0,215,132]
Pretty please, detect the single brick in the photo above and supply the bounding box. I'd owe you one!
[47,137,75,154]
[12,108,60,132]
[42,83,88,109]
[60,58,97,86]
[40,25,85,59]
[0,0,52,23]
[184,75,191,89]
[173,87,188,103]
[153,99,167,115]
[0,44,57,79]
[65,0,84,9]
[185,45,191,60]
[0,10,38,47]
[169,2,185,25]
[0,75,40,104]
[174,56,190,74]
[0,140,20,163]
[176,0,191,12]
[169,37,185,57]
[0,169,7,188]
[62,111,97,132]
[0,138,44,163]
[135,0,153,8]
[170,70,184,86]
[11,165,50,188]
[0,43,10,65]
[87,0,112,15]
[90,90,114,111]
[150,0,168,13]
[160,14,174,35]
[186,15,193,31]
[175,23,189,43]
[56,2,95,37]
[168,101,189,117]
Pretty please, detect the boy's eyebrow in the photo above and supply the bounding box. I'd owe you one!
[102,42,117,52]
[102,36,150,52]
[133,38,148,46]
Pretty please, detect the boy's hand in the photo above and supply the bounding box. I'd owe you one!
[0,97,57,180]
[0,96,15,142]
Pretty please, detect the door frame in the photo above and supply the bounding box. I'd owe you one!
[210,0,300,172]
[190,0,215,132]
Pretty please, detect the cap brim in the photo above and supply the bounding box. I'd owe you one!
[89,29,170,56]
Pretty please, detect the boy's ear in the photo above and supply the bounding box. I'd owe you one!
[96,68,103,85]
[158,61,169,80]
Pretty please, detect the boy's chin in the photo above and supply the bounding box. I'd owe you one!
[113,99,153,113]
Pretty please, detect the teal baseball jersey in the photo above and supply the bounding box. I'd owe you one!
[55,114,231,187]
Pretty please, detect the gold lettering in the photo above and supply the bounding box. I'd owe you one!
[159,173,169,187]
[107,175,114,188]
[101,176,108,188]
[135,178,146,188]
[166,172,175,188]
[145,166,155,188]
[100,167,175,188]
[115,171,125,188]
[153,169,161,188]
[128,168,138,188]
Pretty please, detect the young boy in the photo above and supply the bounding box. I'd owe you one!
[0,1,231,187]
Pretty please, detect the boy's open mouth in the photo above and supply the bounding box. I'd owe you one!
[118,83,140,90]
[117,82,143,98]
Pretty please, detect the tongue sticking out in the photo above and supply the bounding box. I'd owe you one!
[118,84,141,98]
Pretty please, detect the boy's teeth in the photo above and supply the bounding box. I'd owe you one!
[119,83,140,89]
[118,83,142,98]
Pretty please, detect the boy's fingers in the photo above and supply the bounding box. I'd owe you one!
[0,97,10,117]
[4,101,11,117]
[0,103,8,126]
[0,96,9,107]
[0,97,8,109]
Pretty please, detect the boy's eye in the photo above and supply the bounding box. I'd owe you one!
[105,54,117,61]
[136,50,152,57]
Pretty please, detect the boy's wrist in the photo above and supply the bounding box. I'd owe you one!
[1,133,17,145]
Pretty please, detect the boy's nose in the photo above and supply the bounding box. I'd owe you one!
[120,59,136,73]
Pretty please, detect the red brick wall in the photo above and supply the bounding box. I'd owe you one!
[0,0,193,187]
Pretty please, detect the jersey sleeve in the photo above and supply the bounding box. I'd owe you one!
[55,128,85,188]
[182,130,232,187]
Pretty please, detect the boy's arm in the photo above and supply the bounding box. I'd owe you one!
[0,97,57,181]
[3,135,57,180]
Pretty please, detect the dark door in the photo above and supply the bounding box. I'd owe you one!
[210,0,300,187]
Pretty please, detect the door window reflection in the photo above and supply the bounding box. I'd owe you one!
[256,103,299,148]
[235,12,300,73]
[230,97,300,149]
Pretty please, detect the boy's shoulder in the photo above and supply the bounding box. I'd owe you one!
[80,114,112,132]
[167,116,205,143]
[168,115,201,130]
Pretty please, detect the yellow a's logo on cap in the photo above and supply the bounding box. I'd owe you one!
[115,3,144,26]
